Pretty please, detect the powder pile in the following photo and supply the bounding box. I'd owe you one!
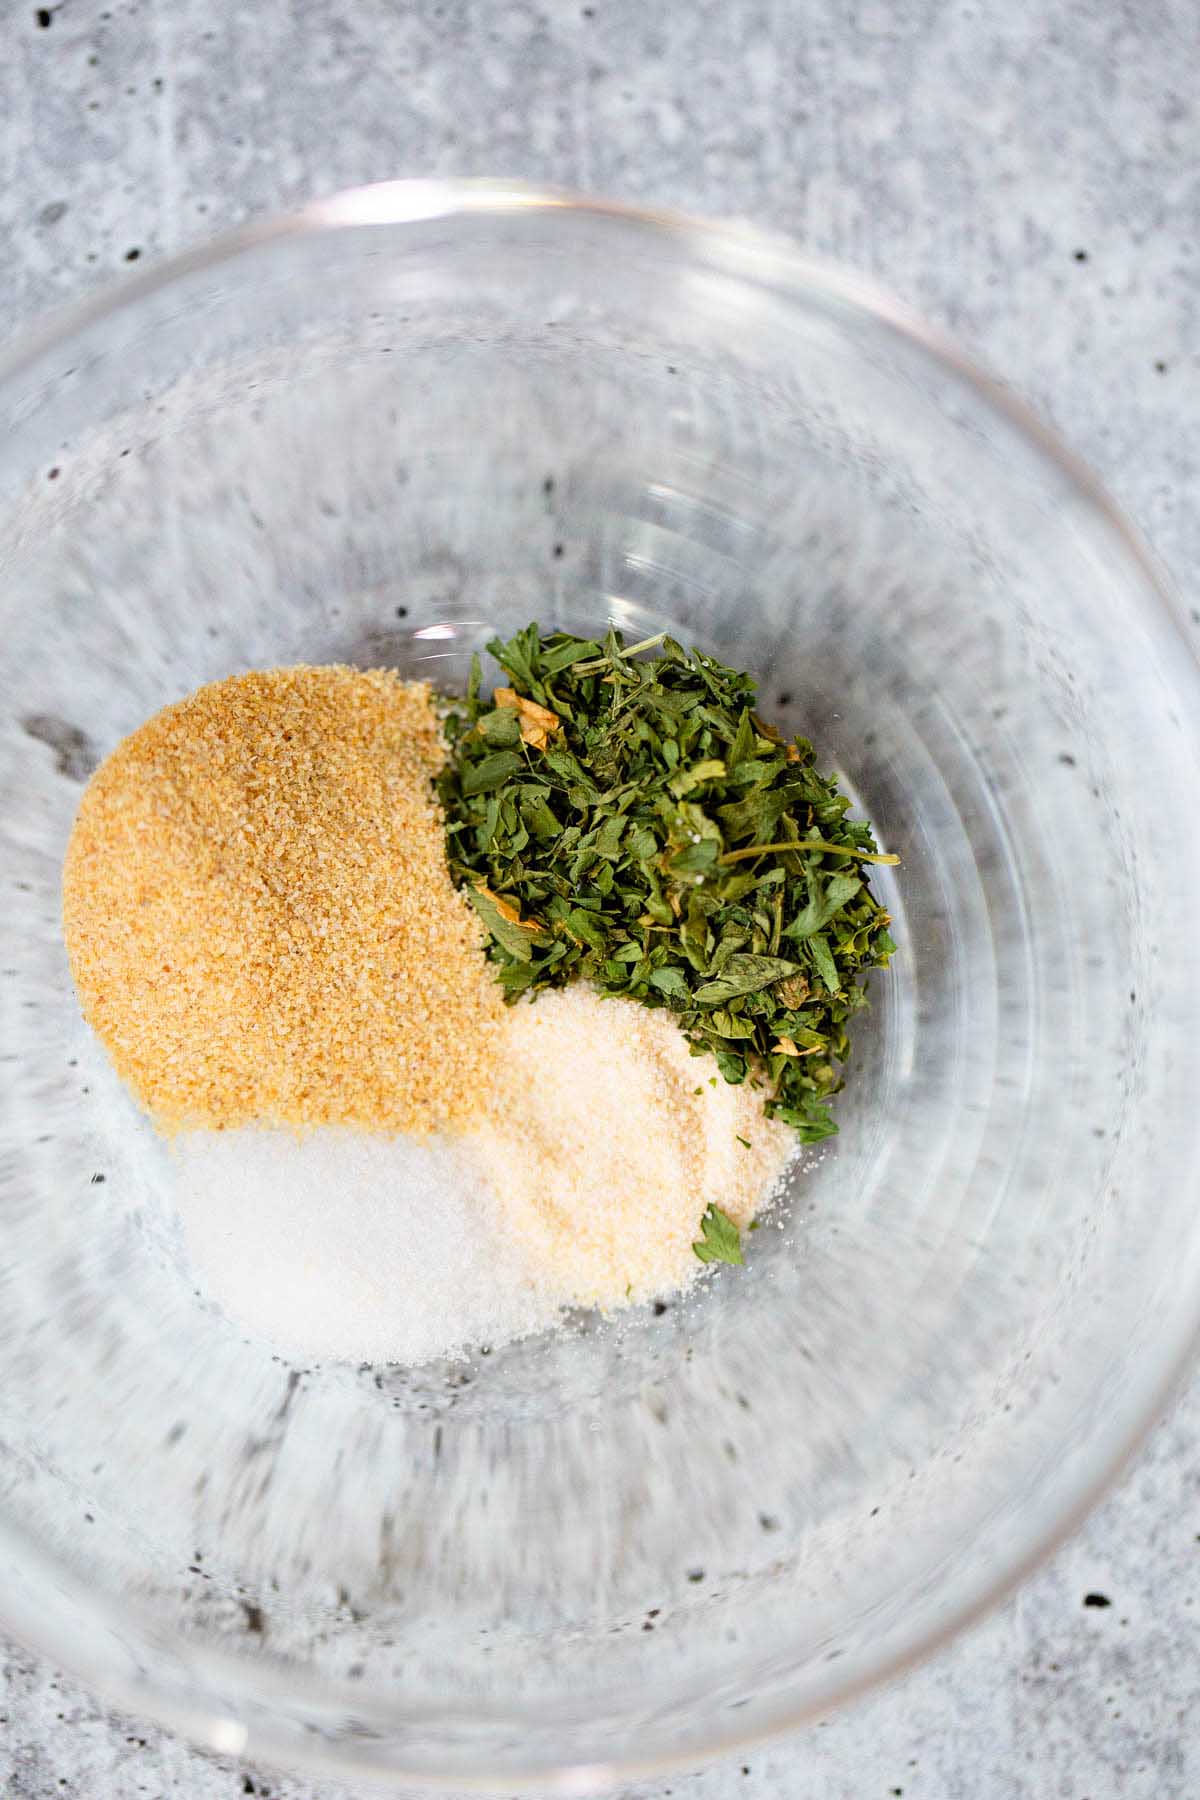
[172,1127,558,1364]
[62,667,504,1134]
[468,985,795,1310]
[172,985,795,1363]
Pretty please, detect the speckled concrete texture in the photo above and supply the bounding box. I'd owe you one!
[1,1,1198,1796]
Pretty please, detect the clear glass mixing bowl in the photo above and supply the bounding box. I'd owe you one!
[2,180,1199,1791]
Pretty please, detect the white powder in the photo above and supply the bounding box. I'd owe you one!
[173,989,797,1365]
[466,986,796,1310]
[172,1127,560,1364]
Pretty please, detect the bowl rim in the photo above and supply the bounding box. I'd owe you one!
[3,175,1199,1792]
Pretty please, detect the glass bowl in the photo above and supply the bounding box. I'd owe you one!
[2,180,1199,1792]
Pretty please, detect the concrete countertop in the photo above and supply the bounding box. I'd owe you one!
[1,2,1197,1796]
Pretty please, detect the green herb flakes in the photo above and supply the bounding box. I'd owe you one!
[438,625,897,1142]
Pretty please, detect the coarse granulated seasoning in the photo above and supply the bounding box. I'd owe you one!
[63,666,504,1134]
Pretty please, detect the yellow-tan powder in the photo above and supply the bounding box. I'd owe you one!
[62,666,504,1134]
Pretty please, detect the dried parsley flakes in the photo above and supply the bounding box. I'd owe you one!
[438,625,898,1143]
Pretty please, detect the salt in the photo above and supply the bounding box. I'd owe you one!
[172,1127,560,1364]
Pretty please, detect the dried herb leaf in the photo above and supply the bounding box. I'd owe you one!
[461,750,525,797]
[692,953,800,1006]
[466,884,551,962]
[693,1202,744,1266]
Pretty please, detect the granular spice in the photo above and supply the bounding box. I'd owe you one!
[64,661,800,1361]
[63,666,504,1134]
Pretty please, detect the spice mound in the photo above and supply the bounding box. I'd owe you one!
[468,985,792,1311]
[62,666,504,1134]
[61,642,896,1365]
[438,624,898,1144]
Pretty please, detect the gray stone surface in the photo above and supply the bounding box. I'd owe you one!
[1,0,1197,1795]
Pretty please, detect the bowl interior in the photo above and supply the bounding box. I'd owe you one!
[1,191,1200,1785]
